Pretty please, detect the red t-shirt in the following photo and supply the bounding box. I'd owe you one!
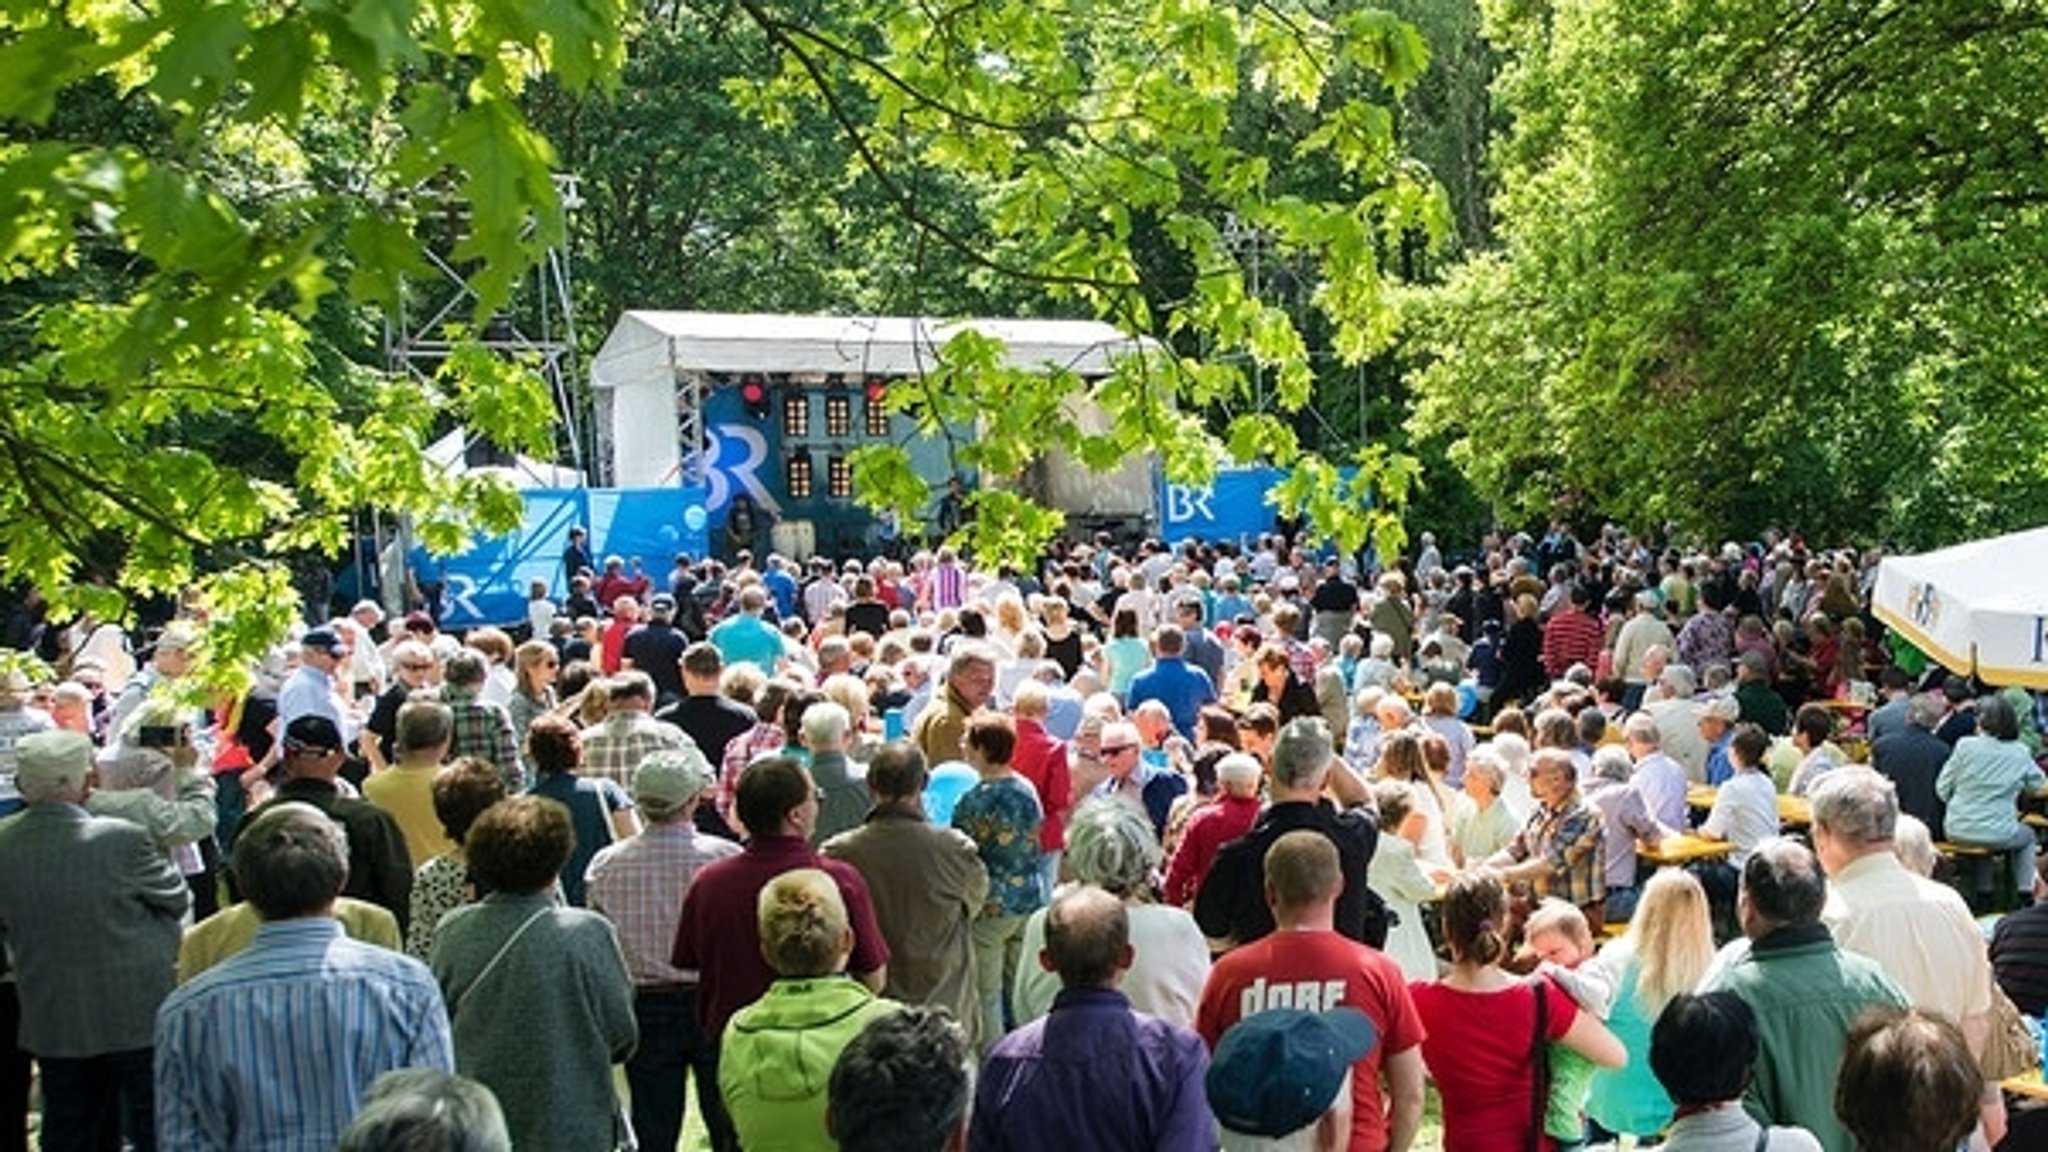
[1162,794,1261,907]
[1408,978,1579,1152]
[1011,718,1072,851]
[1196,929,1426,1152]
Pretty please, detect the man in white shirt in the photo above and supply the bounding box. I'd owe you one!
[1623,712,1690,828]
[1810,767,2002,1144]
[277,629,352,742]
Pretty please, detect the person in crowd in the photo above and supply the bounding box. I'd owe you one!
[720,868,901,1151]
[1703,838,1907,1149]
[1696,694,1741,786]
[621,593,690,707]
[1936,691,2045,904]
[362,639,438,772]
[577,669,693,793]
[1126,624,1217,741]
[1622,713,1689,828]
[277,627,352,735]
[1809,767,2003,1144]
[1013,798,1211,1029]
[1542,583,1604,681]
[1991,854,2048,1017]
[364,698,457,867]
[437,650,520,792]
[1094,717,1186,839]
[801,700,867,844]
[585,747,740,1152]
[1197,717,1385,950]
[674,754,889,1152]
[156,802,453,1149]
[1785,702,1841,799]
[504,639,558,774]
[238,715,413,932]
[711,585,786,676]
[659,642,756,837]
[969,885,1213,1151]
[1585,870,1716,1142]
[1449,746,1519,867]
[821,742,988,1042]
[1869,691,1949,840]
[404,757,505,961]
[826,1008,972,1152]
[718,678,802,828]
[1162,752,1263,908]
[1249,642,1321,723]
[915,644,998,765]
[430,795,636,1151]
[1411,870,1624,1150]
[1834,1007,1983,1152]
[1733,650,1790,736]
[1648,993,1823,1151]
[90,706,217,914]
[334,1068,511,1152]
[1009,680,1073,894]
[1197,830,1427,1151]
[952,710,1045,1051]
[524,713,637,906]
[1484,746,1609,932]
[1494,595,1549,710]
[0,730,188,1152]
[1207,1007,1377,1152]
[1582,744,1669,925]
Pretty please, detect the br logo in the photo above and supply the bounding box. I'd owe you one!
[1165,484,1214,524]
[699,424,781,516]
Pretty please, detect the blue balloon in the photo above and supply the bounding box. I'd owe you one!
[683,505,708,532]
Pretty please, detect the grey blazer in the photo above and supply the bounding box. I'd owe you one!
[0,803,189,1057]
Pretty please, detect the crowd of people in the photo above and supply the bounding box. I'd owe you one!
[0,519,2040,1151]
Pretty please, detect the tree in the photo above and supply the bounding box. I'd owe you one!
[3,0,1445,673]
[1407,0,2048,545]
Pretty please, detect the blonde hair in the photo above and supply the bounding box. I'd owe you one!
[758,868,851,977]
[1524,898,1593,955]
[1618,870,1715,1016]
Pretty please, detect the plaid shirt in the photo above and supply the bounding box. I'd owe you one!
[718,722,792,831]
[445,694,520,791]
[579,711,692,792]
[585,820,741,985]
[1503,793,1606,908]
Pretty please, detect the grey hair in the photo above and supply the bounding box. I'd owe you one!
[1463,748,1506,792]
[1659,664,1697,697]
[1061,797,1162,897]
[1270,717,1336,791]
[1893,814,1938,877]
[1624,712,1663,749]
[1809,767,1898,848]
[800,700,851,750]
[336,1069,511,1152]
[1590,744,1636,784]
[1215,753,1263,791]
[1905,692,1947,732]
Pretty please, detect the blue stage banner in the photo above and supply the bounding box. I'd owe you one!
[1158,467,1285,546]
[439,487,710,629]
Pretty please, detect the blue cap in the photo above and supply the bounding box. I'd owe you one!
[1206,1007,1376,1138]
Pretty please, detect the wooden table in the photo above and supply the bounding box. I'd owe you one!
[1685,785,1811,828]
[1638,834,1734,867]
[2003,1068,2048,1101]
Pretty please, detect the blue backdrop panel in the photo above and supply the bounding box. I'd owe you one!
[439,487,709,629]
[1158,467,1285,545]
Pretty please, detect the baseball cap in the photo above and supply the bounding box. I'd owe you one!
[632,748,715,817]
[301,628,350,657]
[1206,1007,1377,1139]
[16,730,95,795]
[282,715,344,755]
[649,593,677,615]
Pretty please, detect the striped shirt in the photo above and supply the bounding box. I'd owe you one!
[586,821,742,985]
[155,919,453,1151]
[445,694,521,791]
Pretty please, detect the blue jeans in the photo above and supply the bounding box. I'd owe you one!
[627,988,723,1152]
[38,1047,155,1152]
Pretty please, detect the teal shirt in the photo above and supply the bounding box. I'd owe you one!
[1937,734,2046,845]
[1585,953,1676,1137]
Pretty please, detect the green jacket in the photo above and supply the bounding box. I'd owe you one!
[720,977,900,1152]
[1706,923,1908,1152]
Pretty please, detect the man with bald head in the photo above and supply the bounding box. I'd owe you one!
[0,730,188,1152]
[970,885,1212,1151]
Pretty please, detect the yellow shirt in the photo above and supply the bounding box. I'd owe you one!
[362,763,456,867]
[177,899,401,985]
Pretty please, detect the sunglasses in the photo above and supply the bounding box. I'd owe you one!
[1100,744,1139,755]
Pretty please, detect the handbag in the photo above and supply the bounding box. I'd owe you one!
[1978,983,2039,1081]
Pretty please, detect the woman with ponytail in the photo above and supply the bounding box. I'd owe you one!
[1410,870,1624,1151]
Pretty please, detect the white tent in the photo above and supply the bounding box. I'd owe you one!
[588,311,1153,489]
[425,430,584,490]
[1871,526,2048,689]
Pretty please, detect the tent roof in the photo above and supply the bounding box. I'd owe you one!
[590,311,1152,392]
[1872,525,2048,688]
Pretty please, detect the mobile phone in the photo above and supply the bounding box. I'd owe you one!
[138,725,180,748]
